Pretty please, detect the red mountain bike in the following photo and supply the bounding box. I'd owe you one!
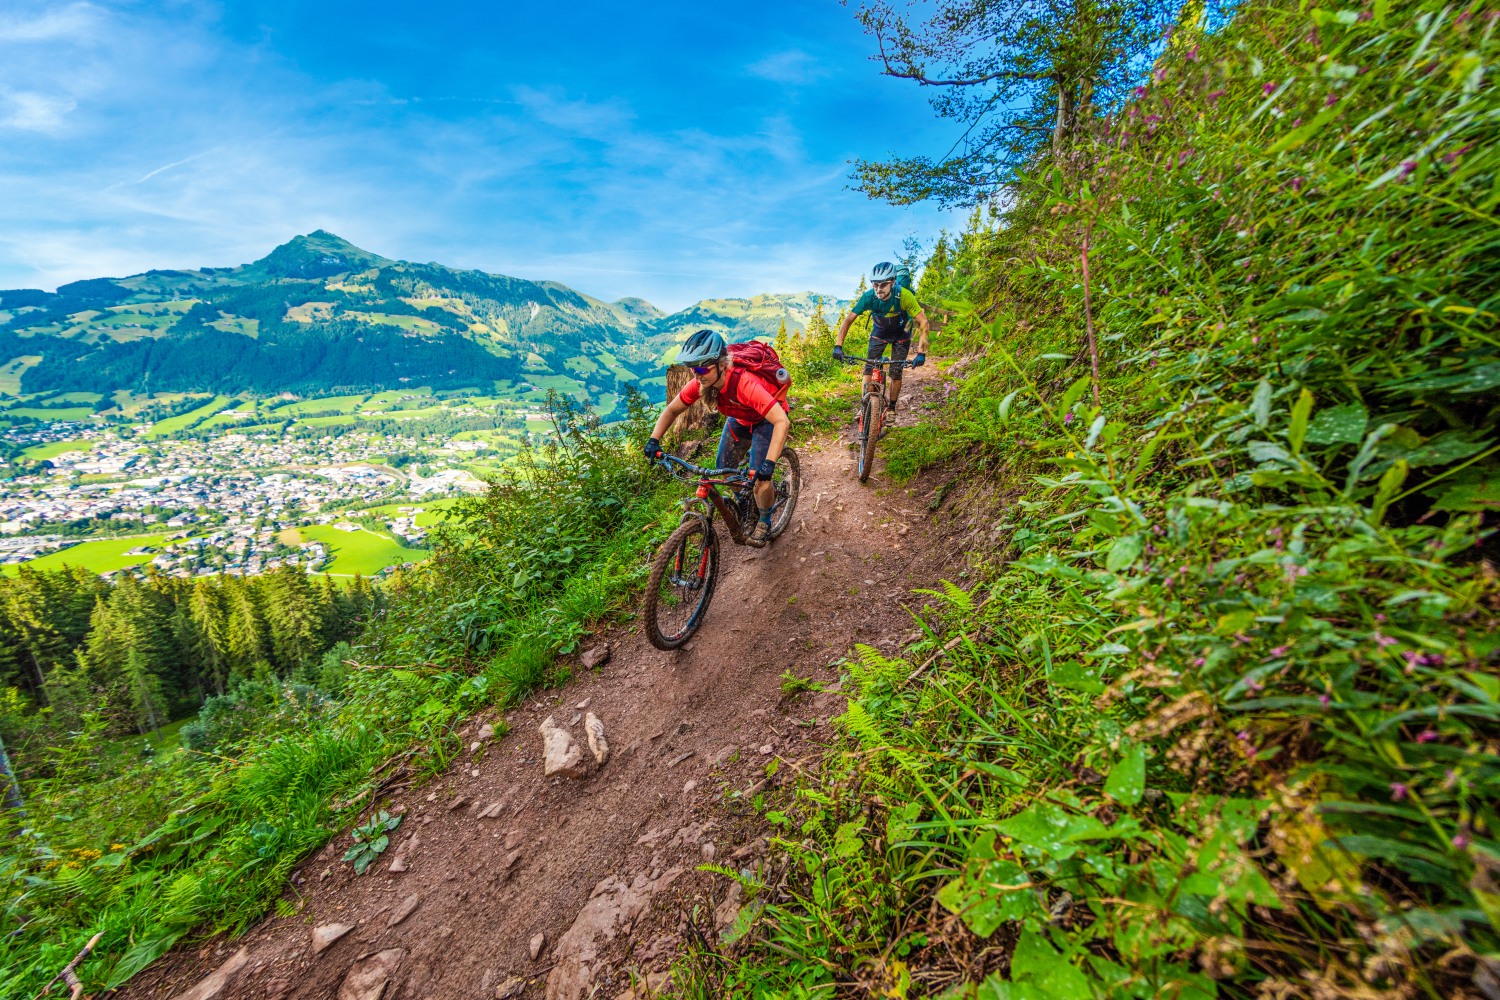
[642,451,801,650]
[840,356,909,483]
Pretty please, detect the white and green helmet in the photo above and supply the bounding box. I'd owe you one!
[675,328,727,365]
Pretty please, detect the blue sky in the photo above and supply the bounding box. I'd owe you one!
[0,1,964,311]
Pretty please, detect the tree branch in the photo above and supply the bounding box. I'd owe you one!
[876,30,1051,86]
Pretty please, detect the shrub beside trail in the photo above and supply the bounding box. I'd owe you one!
[677,2,1500,997]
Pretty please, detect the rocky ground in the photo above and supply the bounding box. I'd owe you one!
[119,369,965,1000]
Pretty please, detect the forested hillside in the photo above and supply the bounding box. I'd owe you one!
[667,0,1500,996]
[0,231,843,401]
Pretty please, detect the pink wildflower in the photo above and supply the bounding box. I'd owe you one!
[1290,177,1303,192]
[1207,89,1225,102]
[1442,143,1473,165]
[1134,86,1148,99]
[1318,694,1330,707]
[1262,81,1277,95]
[1454,833,1471,849]
[1357,10,1372,20]
[1270,645,1290,657]
[1416,729,1439,743]
[1193,657,1206,668]
[1292,118,1302,128]
[1373,631,1397,648]
[1324,93,1338,107]
[1398,160,1418,179]
[1390,783,1408,802]
[1063,412,1074,424]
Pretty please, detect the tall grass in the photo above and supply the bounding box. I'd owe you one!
[679,0,1500,996]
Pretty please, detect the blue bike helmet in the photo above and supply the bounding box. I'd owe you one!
[870,261,897,283]
[675,329,727,365]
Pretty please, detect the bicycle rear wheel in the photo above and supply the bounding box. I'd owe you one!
[857,394,880,483]
[767,447,801,539]
[644,517,719,650]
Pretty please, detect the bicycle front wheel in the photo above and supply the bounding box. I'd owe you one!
[858,394,879,483]
[643,517,720,650]
[767,447,801,539]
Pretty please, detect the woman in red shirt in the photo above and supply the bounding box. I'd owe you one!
[643,330,790,545]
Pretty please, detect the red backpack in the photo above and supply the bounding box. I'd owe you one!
[726,341,791,402]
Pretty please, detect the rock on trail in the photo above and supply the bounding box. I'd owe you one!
[540,715,588,778]
[545,869,684,1000]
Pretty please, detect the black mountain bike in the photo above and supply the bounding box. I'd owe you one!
[840,356,909,483]
[643,450,801,650]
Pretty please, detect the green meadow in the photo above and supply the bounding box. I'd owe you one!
[2,535,158,576]
[21,439,95,461]
[299,524,429,576]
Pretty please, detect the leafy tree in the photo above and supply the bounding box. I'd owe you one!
[849,0,1191,205]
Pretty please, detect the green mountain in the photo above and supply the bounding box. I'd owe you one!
[0,233,847,401]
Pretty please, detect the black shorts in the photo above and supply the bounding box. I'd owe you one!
[865,335,911,376]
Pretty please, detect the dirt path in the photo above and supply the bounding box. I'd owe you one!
[121,369,962,1000]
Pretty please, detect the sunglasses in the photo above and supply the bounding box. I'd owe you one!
[691,365,716,375]
[874,280,894,289]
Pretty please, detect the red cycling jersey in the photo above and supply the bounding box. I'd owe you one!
[677,368,783,426]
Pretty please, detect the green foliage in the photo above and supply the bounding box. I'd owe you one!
[693,0,1500,996]
[341,809,402,875]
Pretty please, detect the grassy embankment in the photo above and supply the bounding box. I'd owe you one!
[0,367,848,995]
[673,3,1499,998]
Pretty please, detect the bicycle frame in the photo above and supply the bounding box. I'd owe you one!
[659,456,756,545]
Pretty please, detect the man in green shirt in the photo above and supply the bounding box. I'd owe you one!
[832,261,930,421]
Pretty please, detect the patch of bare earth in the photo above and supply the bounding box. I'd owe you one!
[119,370,966,1000]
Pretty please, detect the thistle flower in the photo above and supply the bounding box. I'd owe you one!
[1389,783,1408,801]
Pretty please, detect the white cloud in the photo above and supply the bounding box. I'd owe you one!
[0,91,77,132]
[0,3,106,44]
[747,49,829,85]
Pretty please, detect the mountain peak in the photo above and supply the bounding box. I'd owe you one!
[250,231,392,280]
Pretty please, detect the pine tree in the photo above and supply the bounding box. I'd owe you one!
[225,580,267,679]
[122,648,165,736]
[773,319,789,360]
[187,579,229,696]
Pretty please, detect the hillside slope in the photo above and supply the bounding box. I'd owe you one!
[114,371,955,1000]
[0,235,848,401]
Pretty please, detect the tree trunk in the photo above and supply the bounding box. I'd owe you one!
[1052,74,1075,157]
[0,734,25,820]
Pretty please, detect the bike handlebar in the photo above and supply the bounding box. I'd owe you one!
[655,453,752,484]
[838,355,909,368]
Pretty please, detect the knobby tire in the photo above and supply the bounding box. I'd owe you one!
[644,517,719,650]
[858,393,879,484]
[768,447,801,539]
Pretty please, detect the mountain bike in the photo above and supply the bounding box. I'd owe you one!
[840,356,909,483]
[643,450,801,650]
